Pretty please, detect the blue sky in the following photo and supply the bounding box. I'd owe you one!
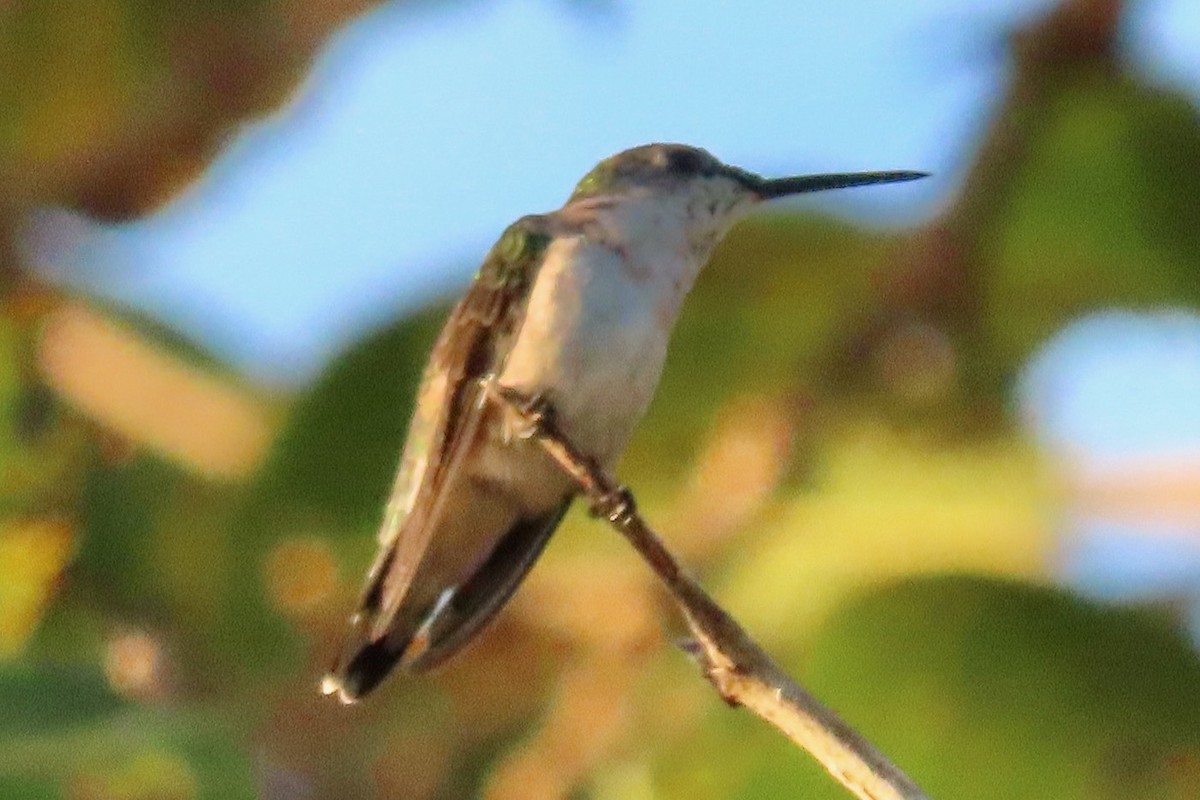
[34,0,1200,384]
[30,0,1042,377]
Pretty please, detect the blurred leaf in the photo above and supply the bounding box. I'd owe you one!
[651,576,1200,799]
[0,697,256,800]
[0,0,133,182]
[75,450,304,689]
[797,576,1200,799]
[1127,87,1200,267]
[250,305,445,534]
[0,311,92,515]
[720,422,1052,645]
[72,297,248,379]
[37,302,274,480]
[76,454,192,614]
[0,776,58,800]
[76,749,199,800]
[988,71,1200,380]
[0,662,125,735]
[0,0,305,219]
[0,517,73,657]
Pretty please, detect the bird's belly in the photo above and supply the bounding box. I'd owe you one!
[498,242,672,467]
[553,321,668,460]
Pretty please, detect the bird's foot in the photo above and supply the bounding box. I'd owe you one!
[512,392,554,440]
[486,380,556,442]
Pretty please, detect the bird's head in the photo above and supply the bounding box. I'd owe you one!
[568,143,925,253]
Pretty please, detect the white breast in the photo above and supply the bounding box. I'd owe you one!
[498,235,683,466]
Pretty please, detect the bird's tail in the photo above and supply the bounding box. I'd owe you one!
[321,625,413,705]
[322,497,573,703]
[323,583,467,703]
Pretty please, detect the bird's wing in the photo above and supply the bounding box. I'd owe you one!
[354,215,554,641]
[401,496,572,672]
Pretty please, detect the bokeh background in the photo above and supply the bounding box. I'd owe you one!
[4,0,1200,797]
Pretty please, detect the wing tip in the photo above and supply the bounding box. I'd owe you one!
[322,632,412,705]
[319,672,360,706]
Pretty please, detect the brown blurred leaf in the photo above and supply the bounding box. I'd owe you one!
[484,656,637,800]
[663,393,797,563]
[0,0,388,220]
[264,537,339,615]
[37,303,275,479]
[511,557,660,655]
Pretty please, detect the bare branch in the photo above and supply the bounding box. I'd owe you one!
[484,380,931,800]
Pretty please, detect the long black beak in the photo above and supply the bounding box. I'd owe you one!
[748,170,928,199]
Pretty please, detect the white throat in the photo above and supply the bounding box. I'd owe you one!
[583,177,755,306]
[497,176,754,465]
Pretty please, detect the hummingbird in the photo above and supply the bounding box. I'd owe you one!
[323,143,924,703]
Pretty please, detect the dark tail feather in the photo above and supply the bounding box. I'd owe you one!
[322,628,412,704]
[402,498,571,672]
[322,497,572,701]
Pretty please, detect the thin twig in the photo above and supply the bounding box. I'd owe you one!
[484,381,931,800]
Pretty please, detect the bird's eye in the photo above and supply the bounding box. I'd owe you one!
[665,149,705,175]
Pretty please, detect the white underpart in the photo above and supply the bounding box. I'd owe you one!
[498,176,753,467]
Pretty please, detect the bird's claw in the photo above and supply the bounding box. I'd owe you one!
[485,379,555,441]
[511,392,553,440]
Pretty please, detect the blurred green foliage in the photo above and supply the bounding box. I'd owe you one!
[662,577,1200,800]
[2,1,1200,798]
[992,70,1200,376]
[250,306,445,535]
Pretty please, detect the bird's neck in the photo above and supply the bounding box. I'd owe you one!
[570,191,740,296]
